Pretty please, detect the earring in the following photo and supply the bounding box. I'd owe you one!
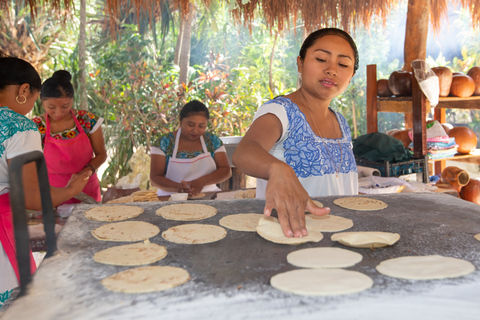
[16,94,27,104]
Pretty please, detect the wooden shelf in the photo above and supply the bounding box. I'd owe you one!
[366,64,480,176]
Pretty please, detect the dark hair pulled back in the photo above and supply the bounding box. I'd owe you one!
[40,70,75,99]
[179,100,209,120]
[299,28,359,73]
[0,56,42,92]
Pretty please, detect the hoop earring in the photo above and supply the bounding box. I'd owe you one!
[16,95,27,104]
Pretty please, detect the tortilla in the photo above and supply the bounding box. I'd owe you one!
[286,247,363,268]
[376,255,475,280]
[219,213,264,232]
[333,197,388,211]
[92,221,160,242]
[270,268,373,296]
[93,240,167,266]
[156,203,217,221]
[305,214,353,232]
[256,216,323,245]
[162,224,227,244]
[189,192,206,199]
[84,205,143,221]
[101,266,190,293]
[331,231,400,248]
[474,233,480,242]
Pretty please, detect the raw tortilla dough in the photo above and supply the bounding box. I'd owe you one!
[305,200,324,212]
[333,197,388,211]
[376,255,475,280]
[84,205,143,221]
[286,247,362,268]
[256,216,323,245]
[270,268,373,296]
[156,203,217,221]
[219,213,264,232]
[305,214,353,232]
[331,231,400,248]
[101,266,190,293]
[93,240,167,266]
[162,224,227,244]
[92,221,160,242]
[474,233,480,242]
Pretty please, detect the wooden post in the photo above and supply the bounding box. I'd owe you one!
[412,74,427,158]
[366,64,378,133]
[404,0,430,72]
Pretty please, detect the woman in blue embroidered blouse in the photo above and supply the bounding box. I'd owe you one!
[150,100,231,197]
[233,28,359,238]
[0,55,89,308]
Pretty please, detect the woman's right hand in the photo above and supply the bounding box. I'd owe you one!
[263,162,330,238]
[65,171,92,194]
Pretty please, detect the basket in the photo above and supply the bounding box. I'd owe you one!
[355,155,428,182]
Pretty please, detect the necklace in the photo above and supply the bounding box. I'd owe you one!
[300,92,343,178]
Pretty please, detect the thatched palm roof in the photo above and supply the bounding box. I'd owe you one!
[1,0,479,33]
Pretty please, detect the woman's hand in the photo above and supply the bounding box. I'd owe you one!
[178,181,191,193]
[264,162,330,238]
[183,178,206,196]
[65,171,92,193]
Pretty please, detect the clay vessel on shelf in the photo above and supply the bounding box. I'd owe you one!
[460,178,480,205]
[448,126,478,154]
[441,166,470,193]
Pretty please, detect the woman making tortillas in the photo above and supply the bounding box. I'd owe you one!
[33,70,107,204]
[233,28,359,238]
[150,100,231,197]
[0,55,90,308]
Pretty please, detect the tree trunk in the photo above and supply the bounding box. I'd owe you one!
[178,3,194,85]
[78,0,87,110]
[269,31,279,94]
[403,0,430,72]
[174,14,184,65]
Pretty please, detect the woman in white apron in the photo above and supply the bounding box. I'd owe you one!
[150,100,231,197]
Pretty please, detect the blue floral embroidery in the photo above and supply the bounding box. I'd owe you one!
[0,288,13,307]
[0,108,39,158]
[266,97,357,177]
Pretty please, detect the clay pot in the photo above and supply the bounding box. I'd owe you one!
[467,66,480,95]
[391,129,412,148]
[449,74,475,97]
[388,70,413,96]
[432,66,453,97]
[460,178,480,205]
[377,79,393,97]
[441,166,470,193]
[448,126,478,154]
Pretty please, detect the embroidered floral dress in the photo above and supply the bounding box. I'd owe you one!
[253,97,358,198]
[32,110,103,146]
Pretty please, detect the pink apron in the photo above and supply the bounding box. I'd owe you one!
[43,110,101,204]
[0,193,36,282]
[157,128,221,196]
